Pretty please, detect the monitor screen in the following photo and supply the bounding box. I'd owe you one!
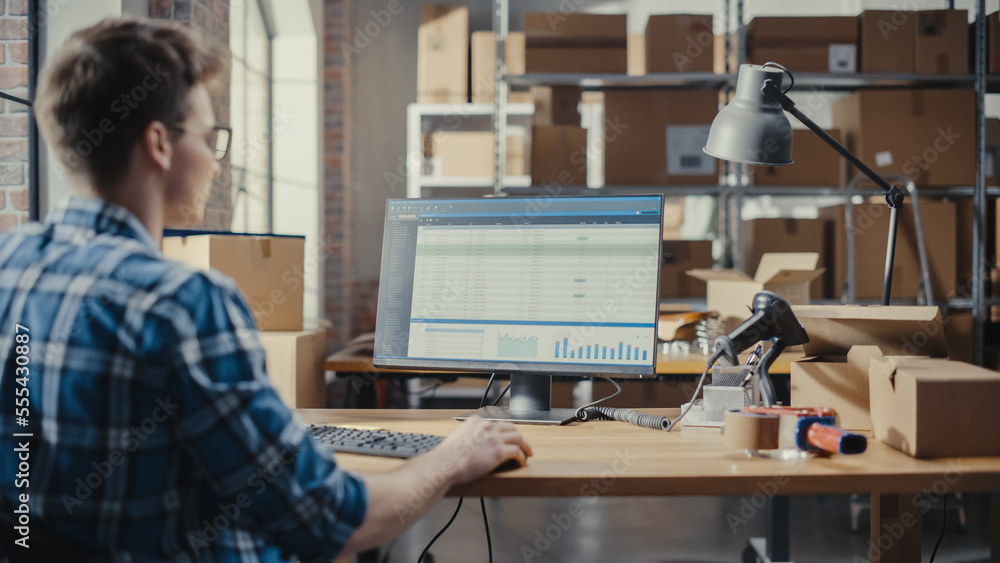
[374,195,663,377]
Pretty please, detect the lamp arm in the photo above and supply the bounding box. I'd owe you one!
[0,91,31,107]
[760,81,902,209]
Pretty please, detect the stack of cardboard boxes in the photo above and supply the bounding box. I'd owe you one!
[163,234,328,409]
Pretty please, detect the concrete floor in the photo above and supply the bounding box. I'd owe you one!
[371,493,993,563]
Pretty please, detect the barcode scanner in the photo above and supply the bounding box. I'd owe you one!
[713,291,809,407]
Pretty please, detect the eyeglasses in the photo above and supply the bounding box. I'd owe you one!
[166,123,232,161]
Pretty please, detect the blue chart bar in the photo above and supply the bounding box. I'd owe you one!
[586,346,591,359]
[563,339,568,358]
[610,350,615,359]
[555,342,560,358]
[643,350,647,361]
[602,346,607,359]
[627,345,631,360]
[618,342,624,359]
[578,347,583,358]
[570,350,575,358]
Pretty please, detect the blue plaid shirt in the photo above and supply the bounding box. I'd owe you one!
[0,197,367,562]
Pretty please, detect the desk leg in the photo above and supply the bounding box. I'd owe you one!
[870,493,921,563]
[767,495,790,561]
[991,493,999,563]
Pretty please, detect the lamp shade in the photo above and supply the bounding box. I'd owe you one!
[703,64,794,166]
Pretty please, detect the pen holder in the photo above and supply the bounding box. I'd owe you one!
[711,364,762,406]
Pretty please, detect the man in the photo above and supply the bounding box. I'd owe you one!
[0,17,531,561]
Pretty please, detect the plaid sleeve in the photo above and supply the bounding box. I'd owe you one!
[149,270,367,561]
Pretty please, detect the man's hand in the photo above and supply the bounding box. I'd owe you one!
[422,416,533,486]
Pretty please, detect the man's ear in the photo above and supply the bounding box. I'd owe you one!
[142,120,173,172]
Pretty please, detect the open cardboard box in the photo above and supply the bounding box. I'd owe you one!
[870,357,1000,457]
[790,305,949,431]
[687,252,824,321]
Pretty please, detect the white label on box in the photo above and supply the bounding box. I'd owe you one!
[828,44,857,74]
[874,151,893,168]
[666,125,714,176]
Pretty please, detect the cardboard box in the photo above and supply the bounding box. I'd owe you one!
[661,240,714,298]
[870,357,1000,457]
[603,90,721,185]
[524,13,627,74]
[644,14,714,73]
[713,34,737,74]
[832,89,976,187]
[914,10,968,74]
[823,200,957,301]
[747,16,857,73]
[791,305,949,431]
[471,31,530,104]
[628,33,645,76]
[662,199,684,240]
[163,234,306,331]
[417,5,468,103]
[859,10,916,73]
[524,46,628,73]
[688,252,824,321]
[530,125,587,185]
[259,330,327,409]
[523,13,626,40]
[750,129,842,187]
[531,86,581,126]
[425,131,525,177]
[991,12,1000,74]
[742,218,827,299]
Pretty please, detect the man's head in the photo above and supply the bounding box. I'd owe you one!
[35,17,227,226]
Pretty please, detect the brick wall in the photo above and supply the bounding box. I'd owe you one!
[0,0,30,233]
[151,0,232,230]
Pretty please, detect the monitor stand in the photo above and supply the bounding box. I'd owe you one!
[454,373,579,425]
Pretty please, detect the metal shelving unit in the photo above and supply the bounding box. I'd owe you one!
[486,0,996,366]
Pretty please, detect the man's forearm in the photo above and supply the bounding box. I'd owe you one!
[340,455,453,555]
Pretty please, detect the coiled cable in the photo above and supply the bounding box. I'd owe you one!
[575,406,671,430]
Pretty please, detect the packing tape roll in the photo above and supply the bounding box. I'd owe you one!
[723,411,780,450]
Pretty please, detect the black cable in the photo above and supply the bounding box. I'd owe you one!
[491,383,510,406]
[480,497,493,563]
[417,497,463,563]
[928,494,947,563]
[479,373,498,408]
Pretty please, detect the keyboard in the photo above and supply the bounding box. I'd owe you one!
[308,425,445,459]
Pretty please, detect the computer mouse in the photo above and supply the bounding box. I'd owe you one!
[492,458,523,473]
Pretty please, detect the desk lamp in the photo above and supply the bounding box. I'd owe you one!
[704,63,905,306]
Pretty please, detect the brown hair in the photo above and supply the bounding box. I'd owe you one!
[35,17,226,188]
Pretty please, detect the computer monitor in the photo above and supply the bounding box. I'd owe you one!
[374,195,663,424]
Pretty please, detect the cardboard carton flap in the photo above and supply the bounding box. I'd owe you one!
[754,252,820,282]
[874,357,1000,383]
[687,268,753,282]
[765,268,827,284]
[792,305,949,358]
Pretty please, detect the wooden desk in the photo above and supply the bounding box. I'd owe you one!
[325,349,803,376]
[301,408,1000,563]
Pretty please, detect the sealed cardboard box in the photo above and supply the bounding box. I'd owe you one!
[791,305,949,431]
[644,14,714,73]
[524,13,627,74]
[859,10,915,72]
[425,131,525,177]
[163,234,305,331]
[531,86,581,126]
[832,89,976,187]
[604,90,721,185]
[688,252,824,321]
[742,218,827,298]
[531,125,587,185]
[259,330,328,409]
[660,240,713,298]
[747,16,857,73]
[750,129,842,187]
[471,31,530,104]
[822,199,957,301]
[914,10,968,74]
[417,5,468,103]
[870,357,1000,457]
